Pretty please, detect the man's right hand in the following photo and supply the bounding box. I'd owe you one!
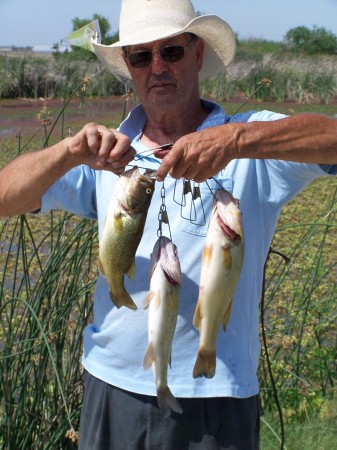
[66,123,136,174]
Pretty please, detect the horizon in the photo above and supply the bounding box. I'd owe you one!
[1,0,337,48]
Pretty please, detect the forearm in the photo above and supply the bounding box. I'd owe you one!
[0,123,136,218]
[0,138,76,217]
[233,114,337,164]
[155,113,337,182]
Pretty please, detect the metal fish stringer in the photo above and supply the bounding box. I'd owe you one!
[128,143,174,171]
[173,179,206,226]
[157,182,172,240]
[134,143,174,161]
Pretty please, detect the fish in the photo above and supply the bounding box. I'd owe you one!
[98,167,155,310]
[193,189,244,379]
[143,236,183,417]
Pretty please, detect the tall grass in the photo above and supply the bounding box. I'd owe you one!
[0,79,100,448]
[0,54,125,99]
[1,51,337,103]
[204,54,337,103]
[0,212,97,449]
[259,178,337,449]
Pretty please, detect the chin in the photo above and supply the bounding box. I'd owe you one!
[151,93,179,106]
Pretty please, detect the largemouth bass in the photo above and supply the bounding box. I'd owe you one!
[98,167,155,310]
[193,189,244,379]
[143,236,183,417]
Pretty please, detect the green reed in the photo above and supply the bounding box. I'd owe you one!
[1,52,337,103]
[0,78,100,448]
[259,177,337,449]
[0,212,97,449]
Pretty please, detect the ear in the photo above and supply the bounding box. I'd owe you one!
[195,39,205,72]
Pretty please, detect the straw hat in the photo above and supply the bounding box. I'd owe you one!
[92,0,236,82]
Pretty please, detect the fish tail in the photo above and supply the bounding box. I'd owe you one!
[157,387,183,417]
[193,300,202,330]
[109,289,137,310]
[193,349,216,379]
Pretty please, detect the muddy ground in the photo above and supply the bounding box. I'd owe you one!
[0,96,135,139]
[1,95,336,144]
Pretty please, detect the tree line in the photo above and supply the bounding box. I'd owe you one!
[53,14,337,60]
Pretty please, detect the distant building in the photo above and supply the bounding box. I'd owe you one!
[33,44,70,53]
[0,44,70,55]
[0,46,33,55]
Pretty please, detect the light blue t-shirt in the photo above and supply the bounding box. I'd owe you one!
[41,101,335,398]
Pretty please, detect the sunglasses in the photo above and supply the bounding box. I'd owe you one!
[125,36,196,69]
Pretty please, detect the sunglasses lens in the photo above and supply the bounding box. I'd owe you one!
[127,45,186,68]
[160,45,185,63]
[128,51,152,68]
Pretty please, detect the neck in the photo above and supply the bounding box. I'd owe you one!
[140,99,209,148]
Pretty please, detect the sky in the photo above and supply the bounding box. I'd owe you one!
[1,0,337,49]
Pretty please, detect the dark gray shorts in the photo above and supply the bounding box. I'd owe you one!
[79,370,260,450]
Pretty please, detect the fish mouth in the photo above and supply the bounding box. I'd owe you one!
[217,215,240,241]
[158,236,182,285]
[143,168,157,179]
[163,270,180,286]
[124,166,157,179]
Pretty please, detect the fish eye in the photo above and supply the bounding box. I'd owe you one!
[146,188,152,194]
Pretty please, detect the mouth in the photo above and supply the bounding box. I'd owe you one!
[148,78,176,90]
[149,83,174,90]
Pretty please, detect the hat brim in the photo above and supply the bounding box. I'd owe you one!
[92,15,236,82]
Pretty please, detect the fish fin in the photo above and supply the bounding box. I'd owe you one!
[126,260,136,280]
[153,291,161,311]
[143,290,155,309]
[143,342,154,370]
[110,289,137,310]
[157,387,183,418]
[222,300,233,331]
[113,212,124,232]
[97,257,105,276]
[201,244,213,268]
[193,349,216,379]
[193,301,202,330]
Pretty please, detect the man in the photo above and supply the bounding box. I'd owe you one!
[0,0,336,448]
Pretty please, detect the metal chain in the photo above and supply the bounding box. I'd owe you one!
[157,182,171,239]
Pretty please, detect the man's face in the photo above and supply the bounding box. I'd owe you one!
[123,34,204,111]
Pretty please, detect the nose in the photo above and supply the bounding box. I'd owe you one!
[150,51,170,74]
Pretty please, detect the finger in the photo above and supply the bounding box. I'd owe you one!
[101,162,126,176]
[152,149,170,160]
[108,145,136,166]
[85,123,106,155]
[95,127,118,167]
[100,146,136,174]
[91,127,133,171]
[169,162,198,180]
[156,145,184,181]
[104,129,133,164]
